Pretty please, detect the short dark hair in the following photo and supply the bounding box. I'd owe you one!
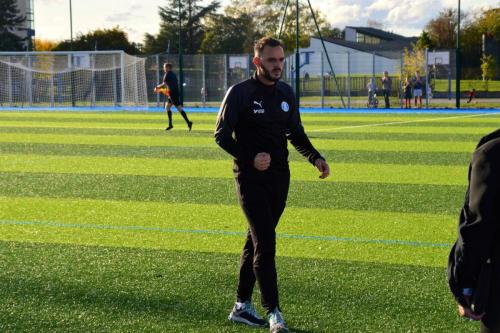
[254,37,283,56]
[164,63,173,69]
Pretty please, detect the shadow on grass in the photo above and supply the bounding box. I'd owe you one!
[0,240,481,333]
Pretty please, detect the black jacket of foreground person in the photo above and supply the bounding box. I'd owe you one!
[448,128,500,332]
[214,73,322,171]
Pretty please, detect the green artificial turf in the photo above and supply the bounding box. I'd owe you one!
[0,110,498,332]
[0,241,480,332]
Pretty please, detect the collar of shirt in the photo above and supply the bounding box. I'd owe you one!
[252,72,277,91]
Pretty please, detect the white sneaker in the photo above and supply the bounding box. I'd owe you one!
[228,301,267,327]
[268,308,289,333]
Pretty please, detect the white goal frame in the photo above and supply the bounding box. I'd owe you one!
[0,50,148,108]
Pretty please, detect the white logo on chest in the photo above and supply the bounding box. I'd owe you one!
[253,100,263,108]
[253,100,265,114]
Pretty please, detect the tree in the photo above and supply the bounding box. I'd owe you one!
[481,54,497,91]
[0,0,27,51]
[425,8,461,49]
[476,8,500,41]
[402,47,426,79]
[200,12,256,54]
[319,24,343,40]
[53,27,141,54]
[457,8,499,76]
[34,38,58,51]
[415,31,436,50]
[223,0,329,51]
[143,0,220,54]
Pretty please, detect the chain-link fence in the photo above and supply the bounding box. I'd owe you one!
[146,49,499,108]
[1,50,496,109]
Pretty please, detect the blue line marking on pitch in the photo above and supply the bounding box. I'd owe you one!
[0,219,452,248]
[1,106,499,114]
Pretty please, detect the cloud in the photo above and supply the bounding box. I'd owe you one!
[37,0,65,3]
[106,12,134,23]
[105,3,144,23]
[320,4,364,26]
[367,0,401,12]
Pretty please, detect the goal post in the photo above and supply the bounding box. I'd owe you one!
[0,51,148,108]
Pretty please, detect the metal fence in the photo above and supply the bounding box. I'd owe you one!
[1,50,495,109]
[147,49,499,109]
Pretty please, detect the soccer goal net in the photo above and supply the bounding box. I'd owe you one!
[0,51,148,108]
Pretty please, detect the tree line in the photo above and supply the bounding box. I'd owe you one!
[0,0,498,78]
[1,0,334,54]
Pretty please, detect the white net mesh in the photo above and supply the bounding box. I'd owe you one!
[0,51,148,108]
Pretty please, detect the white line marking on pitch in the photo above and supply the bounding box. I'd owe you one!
[309,112,500,132]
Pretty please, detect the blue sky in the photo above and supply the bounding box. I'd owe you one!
[34,0,499,44]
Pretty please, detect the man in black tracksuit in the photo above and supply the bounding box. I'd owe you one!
[448,128,500,332]
[155,63,193,131]
[214,37,330,333]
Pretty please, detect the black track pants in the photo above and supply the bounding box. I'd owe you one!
[235,169,290,313]
[383,89,390,108]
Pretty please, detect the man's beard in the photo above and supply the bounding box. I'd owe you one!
[261,65,282,82]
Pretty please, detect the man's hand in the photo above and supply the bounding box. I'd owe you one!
[254,152,271,171]
[457,295,485,321]
[315,158,330,179]
[458,304,484,321]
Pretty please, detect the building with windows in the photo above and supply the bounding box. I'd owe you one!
[294,27,418,77]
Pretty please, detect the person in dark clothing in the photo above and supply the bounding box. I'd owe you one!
[467,88,476,103]
[403,77,412,109]
[154,63,193,131]
[448,128,500,333]
[381,70,391,108]
[214,37,330,333]
[412,71,424,108]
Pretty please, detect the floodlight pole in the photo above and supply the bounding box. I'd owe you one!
[295,0,300,108]
[278,0,346,108]
[69,0,75,107]
[178,0,184,104]
[69,0,73,51]
[306,0,345,108]
[455,0,461,109]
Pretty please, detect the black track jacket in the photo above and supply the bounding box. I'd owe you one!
[163,71,178,93]
[449,129,500,303]
[214,74,323,172]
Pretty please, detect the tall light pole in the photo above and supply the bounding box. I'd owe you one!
[295,0,300,108]
[69,0,74,51]
[69,0,75,106]
[455,0,461,109]
[178,0,184,105]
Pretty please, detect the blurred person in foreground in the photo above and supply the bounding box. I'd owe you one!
[448,128,500,333]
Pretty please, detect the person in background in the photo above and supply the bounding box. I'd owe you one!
[412,71,424,108]
[381,71,392,108]
[367,78,377,107]
[467,88,476,104]
[403,77,412,109]
[155,63,193,131]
